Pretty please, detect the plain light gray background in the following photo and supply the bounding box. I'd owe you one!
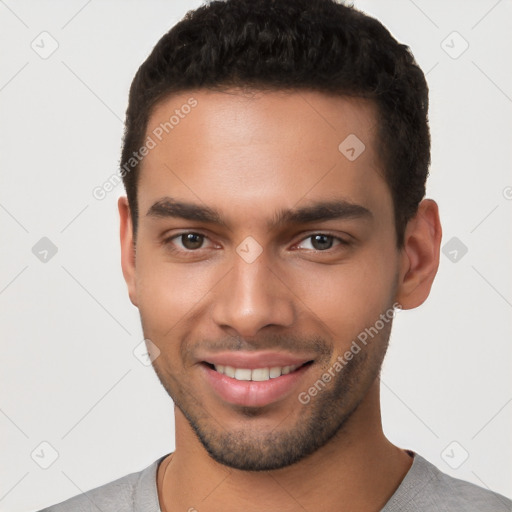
[1,1,511,510]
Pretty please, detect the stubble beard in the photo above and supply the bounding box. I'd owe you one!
[150,327,390,472]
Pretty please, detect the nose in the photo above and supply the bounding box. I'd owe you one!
[211,254,296,338]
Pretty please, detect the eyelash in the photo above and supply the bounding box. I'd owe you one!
[162,231,350,254]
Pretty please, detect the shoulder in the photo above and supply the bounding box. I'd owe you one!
[35,455,166,512]
[383,452,512,512]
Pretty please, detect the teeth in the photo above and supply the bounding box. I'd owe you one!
[269,367,282,378]
[213,364,300,381]
[252,368,270,381]
[224,365,235,378]
[234,368,252,381]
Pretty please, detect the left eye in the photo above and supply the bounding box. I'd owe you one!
[296,234,344,251]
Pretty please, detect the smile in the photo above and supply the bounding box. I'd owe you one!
[212,364,302,381]
[200,354,314,407]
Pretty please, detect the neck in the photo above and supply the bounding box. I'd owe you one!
[158,379,412,512]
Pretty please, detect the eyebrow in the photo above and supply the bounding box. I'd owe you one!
[270,200,372,227]
[146,197,372,229]
[147,197,226,226]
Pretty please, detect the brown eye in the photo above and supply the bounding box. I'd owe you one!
[162,231,218,258]
[298,234,336,251]
[295,233,349,252]
[310,234,334,250]
[180,233,204,250]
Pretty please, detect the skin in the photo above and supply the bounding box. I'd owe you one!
[119,89,442,512]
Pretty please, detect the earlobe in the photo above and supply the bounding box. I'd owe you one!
[118,196,138,307]
[395,199,442,310]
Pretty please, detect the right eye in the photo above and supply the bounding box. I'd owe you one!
[163,232,216,252]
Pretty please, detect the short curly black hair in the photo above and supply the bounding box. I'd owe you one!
[121,0,430,247]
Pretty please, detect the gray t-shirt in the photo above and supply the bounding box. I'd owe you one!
[37,451,512,511]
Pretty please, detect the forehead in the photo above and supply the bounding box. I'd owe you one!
[137,89,390,221]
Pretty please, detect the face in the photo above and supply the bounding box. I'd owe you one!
[122,89,404,471]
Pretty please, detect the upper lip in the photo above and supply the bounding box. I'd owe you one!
[201,351,314,369]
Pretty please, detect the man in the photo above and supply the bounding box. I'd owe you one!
[39,0,511,510]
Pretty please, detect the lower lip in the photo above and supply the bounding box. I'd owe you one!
[201,363,311,408]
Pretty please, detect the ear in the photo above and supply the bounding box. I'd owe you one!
[395,199,442,310]
[118,196,138,307]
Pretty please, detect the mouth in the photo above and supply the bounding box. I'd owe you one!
[203,361,313,381]
[199,355,315,408]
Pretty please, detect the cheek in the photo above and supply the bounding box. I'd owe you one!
[288,248,398,341]
[134,250,218,337]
